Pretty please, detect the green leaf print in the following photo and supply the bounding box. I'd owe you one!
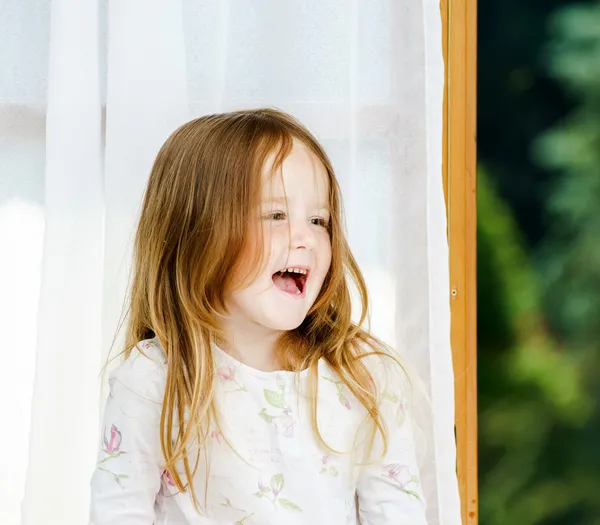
[383,390,400,403]
[264,389,285,409]
[403,488,421,500]
[97,451,127,464]
[221,496,254,523]
[258,408,275,423]
[278,498,302,512]
[396,405,406,427]
[270,473,285,494]
[323,376,352,409]
[98,467,129,488]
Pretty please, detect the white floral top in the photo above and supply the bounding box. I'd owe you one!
[90,338,427,525]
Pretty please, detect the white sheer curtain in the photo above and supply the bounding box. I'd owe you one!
[0,1,460,524]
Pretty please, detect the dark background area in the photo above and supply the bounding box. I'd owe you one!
[477,0,600,523]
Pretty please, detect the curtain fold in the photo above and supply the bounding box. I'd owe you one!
[102,0,190,363]
[422,0,462,520]
[1,1,461,524]
[20,1,103,523]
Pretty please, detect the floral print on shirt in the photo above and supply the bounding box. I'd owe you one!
[91,339,428,525]
[319,455,339,477]
[157,468,177,499]
[254,473,302,512]
[218,365,247,392]
[96,424,129,487]
[258,385,294,437]
[383,463,421,500]
[211,429,224,444]
[221,496,255,524]
[322,376,352,409]
[382,389,407,427]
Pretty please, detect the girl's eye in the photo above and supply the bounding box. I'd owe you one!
[265,211,286,221]
[311,217,329,227]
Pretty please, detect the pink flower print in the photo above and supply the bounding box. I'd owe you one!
[320,454,339,476]
[385,464,411,485]
[323,376,352,410]
[254,474,302,512]
[162,468,176,486]
[270,473,284,496]
[217,366,246,391]
[211,430,224,445]
[319,455,329,474]
[97,425,128,487]
[339,393,351,410]
[383,463,421,500]
[275,408,294,437]
[103,424,122,454]
[218,366,235,381]
[163,470,173,486]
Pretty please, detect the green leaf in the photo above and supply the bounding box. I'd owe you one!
[98,451,126,464]
[383,390,400,403]
[401,489,421,500]
[270,473,284,494]
[258,409,274,423]
[396,406,406,427]
[264,389,285,409]
[278,498,302,512]
[329,466,339,477]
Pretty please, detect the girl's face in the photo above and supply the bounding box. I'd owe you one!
[225,140,333,335]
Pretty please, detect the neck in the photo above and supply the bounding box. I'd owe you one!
[218,316,283,373]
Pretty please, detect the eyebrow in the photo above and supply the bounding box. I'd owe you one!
[263,196,330,210]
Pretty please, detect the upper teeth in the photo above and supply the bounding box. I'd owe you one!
[281,267,307,275]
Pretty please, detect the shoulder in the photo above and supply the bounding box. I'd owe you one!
[109,337,168,404]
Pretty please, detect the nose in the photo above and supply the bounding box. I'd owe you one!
[289,218,315,250]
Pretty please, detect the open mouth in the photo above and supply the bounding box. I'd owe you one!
[272,267,309,296]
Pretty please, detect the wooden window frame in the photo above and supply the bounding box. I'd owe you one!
[441,0,478,524]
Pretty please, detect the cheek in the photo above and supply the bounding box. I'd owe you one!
[323,230,332,255]
[227,232,267,291]
[319,234,333,275]
[264,224,286,249]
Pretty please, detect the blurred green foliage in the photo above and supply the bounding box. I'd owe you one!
[535,3,600,347]
[478,1,600,524]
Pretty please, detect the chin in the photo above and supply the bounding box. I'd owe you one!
[264,314,307,332]
[259,306,310,332]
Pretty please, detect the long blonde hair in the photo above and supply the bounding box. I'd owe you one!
[124,108,406,508]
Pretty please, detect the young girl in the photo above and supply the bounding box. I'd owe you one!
[90,108,427,525]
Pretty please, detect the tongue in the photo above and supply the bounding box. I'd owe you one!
[273,273,300,294]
